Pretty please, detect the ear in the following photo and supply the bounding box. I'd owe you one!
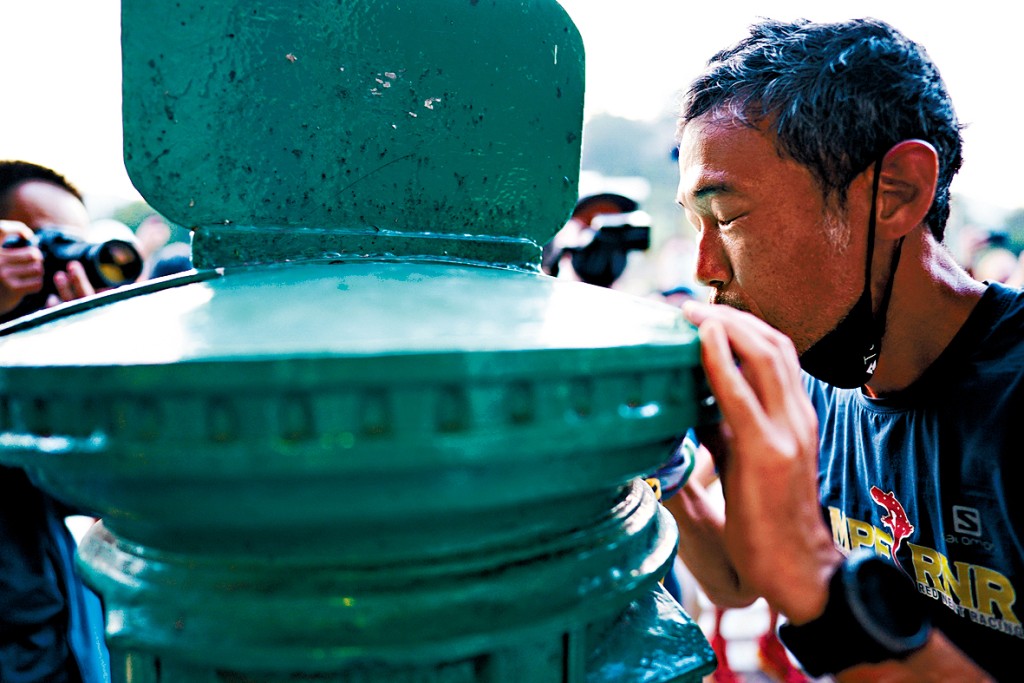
[876,140,939,239]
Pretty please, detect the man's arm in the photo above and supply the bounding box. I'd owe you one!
[681,301,994,680]
[682,301,839,621]
[662,445,760,608]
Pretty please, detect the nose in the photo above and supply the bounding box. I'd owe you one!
[694,224,731,289]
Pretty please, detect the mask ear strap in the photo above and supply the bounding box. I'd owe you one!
[874,236,905,341]
[867,155,905,344]
[865,157,884,289]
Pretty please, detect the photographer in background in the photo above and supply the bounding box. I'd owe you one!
[0,160,111,682]
[542,192,651,288]
[963,228,1024,288]
[0,160,96,322]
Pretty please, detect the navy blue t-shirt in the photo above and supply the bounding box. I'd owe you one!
[805,282,1024,681]
[1,466,109,683]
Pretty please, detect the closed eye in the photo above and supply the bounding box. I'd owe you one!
[717,213,747,227]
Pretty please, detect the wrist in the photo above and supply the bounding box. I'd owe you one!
[783,553,843,625]
[778,551,932,677]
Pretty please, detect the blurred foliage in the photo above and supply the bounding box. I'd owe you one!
[581,114,687,245]
[1003,208,1024,254]
[109,200,153,230]
[579,114,694,295]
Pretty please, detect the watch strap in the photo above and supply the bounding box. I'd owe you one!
[778,553,931,676]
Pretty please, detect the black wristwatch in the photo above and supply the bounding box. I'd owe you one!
[777,551,932,676]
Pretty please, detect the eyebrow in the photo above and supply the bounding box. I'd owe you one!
[693,182,733,200]
[677,181,735,209]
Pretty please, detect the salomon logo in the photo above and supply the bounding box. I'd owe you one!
[953,506,982,537]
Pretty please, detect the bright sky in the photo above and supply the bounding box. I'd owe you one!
[2,1,1022,216]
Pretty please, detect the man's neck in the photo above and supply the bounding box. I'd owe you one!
[864,232,987,397]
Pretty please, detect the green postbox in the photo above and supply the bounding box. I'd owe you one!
[0,1,716,681]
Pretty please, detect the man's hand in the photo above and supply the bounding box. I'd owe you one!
[683,301,842,624]
[1,221,98,317]
[0,220,45,316]
[47,259,95,308]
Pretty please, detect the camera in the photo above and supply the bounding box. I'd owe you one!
[569,211,651,287]
[2,227,143,317]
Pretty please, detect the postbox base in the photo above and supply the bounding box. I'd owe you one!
[106,585,714,683]
[79,481,715,683]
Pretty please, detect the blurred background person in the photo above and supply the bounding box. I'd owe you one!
[147,240,193,279]
[542,192,651,289]
[0,160,96,321]
[973,245,1022,285]
[956,226,1021,283]
[958,228,1024,287]
[0,160,111,682]
[1,161,145,325]
[134,213,172,265]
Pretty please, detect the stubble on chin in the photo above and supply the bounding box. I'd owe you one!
[708,289,818,354]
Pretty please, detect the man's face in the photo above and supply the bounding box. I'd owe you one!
[676,116,868,354]
[2,180,90,237]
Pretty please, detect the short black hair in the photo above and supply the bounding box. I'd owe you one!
[573,193,638,217]
[0,160,83,215]
[679,18,962,240]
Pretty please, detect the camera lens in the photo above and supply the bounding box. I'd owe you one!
[95,240,143,286]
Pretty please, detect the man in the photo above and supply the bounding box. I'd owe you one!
[0,161,109,682]
[542,192,646,287]
[0,160,97,321]
[668,18,1021,680]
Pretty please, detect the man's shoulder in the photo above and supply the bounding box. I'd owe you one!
[981,280,1024,319]
[968,282,1024,362]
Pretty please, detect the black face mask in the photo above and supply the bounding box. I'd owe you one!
[799,158,904,388]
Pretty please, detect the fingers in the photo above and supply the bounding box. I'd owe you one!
[687,301,802,384]
[682,300,830,617]
[684,300,795,357]
[685,301,803,425]
[698,318,766,439]
[685,300,820,483]
[0,248,44,294]
[52,261,95,303]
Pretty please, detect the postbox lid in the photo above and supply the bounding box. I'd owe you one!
[0,262,709,539]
